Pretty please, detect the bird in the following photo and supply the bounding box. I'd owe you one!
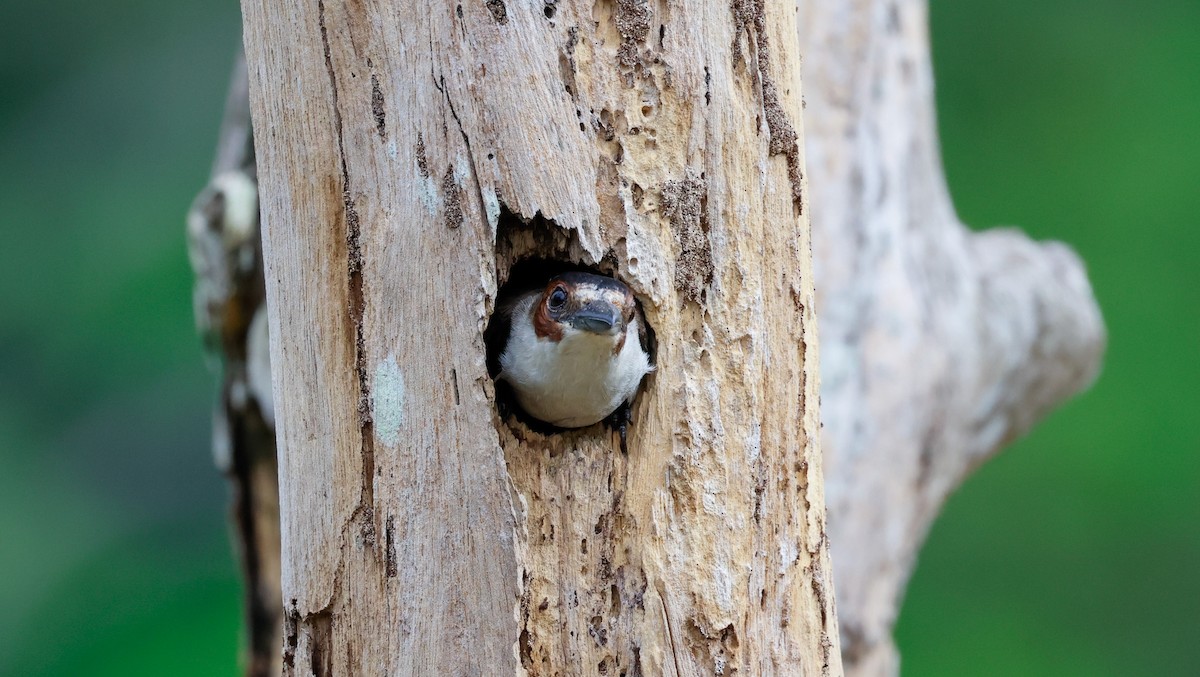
[492,271,653,453]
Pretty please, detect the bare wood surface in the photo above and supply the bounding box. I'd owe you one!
[796,1,1105,673]
[239,0,838,674]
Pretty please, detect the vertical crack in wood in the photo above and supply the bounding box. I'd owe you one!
[282,558,346,676]
[318,0,376,544]
[656,583,685,676]
[282,601,299,671]
[385,515,398,577]
[433,70,491,236]
[308,610,334,677]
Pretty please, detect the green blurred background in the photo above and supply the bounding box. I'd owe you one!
[0,0,1194,674]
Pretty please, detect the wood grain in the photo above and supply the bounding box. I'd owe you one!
[240,0,839,674]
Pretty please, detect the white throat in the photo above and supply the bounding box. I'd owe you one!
[499,295,652,428]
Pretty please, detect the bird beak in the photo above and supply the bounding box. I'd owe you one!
[569,301,621,335]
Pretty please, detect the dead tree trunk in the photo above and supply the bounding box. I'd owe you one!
[236,0,839,674]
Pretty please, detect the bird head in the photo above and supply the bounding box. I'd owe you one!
[531,272,638,343]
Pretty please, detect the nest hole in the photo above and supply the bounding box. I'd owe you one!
[485,209,657,443]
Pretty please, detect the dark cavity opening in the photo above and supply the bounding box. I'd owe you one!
[485,208,656,441]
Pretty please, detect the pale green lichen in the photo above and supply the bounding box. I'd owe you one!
[373,355,406,448]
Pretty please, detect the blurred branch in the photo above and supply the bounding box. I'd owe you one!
[186,50,281,677]
[797,0,1105,673]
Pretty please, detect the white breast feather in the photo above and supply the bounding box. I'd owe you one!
[499,296,652,428]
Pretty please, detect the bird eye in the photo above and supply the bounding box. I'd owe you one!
[548,286,568,310]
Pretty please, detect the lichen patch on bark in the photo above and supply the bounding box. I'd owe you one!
[370,73,386,140]
[614,0,651,69]
[442,166,464,229]
[730,0,804,211]
[415,133,430,178]
[661,175,712,304]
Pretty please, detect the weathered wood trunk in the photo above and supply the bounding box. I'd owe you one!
[238,0,839,674]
